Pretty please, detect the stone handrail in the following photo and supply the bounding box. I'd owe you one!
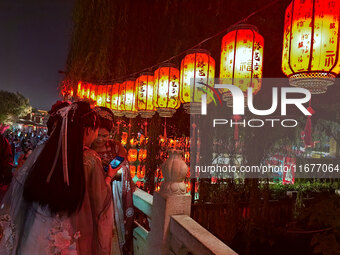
[133,150,238,255]
[169,215,237,255]
[133,188,153,255]
[133,188,153,217]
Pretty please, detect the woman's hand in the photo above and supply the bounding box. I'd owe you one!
[107,164,119,178]
[105,164,119,185]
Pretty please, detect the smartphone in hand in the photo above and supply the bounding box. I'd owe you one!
[104,156,124,172]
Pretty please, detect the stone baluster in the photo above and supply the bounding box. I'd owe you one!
[147,149,191,255]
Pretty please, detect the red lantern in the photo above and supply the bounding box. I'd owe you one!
[137,165,146,179]
[96,85,103,106]
[138,149,147,161]
[136,72,155,118]
[77,81,82,98]
[111,82,124,116]
[127,148,138,163]
[180,49,215,114]
[130,165,136,178]
[121,132,128,146]
[85,83,90,99]
[81,82,87,99]
[282,0,340,94]
[97,85,107,107]
[105,85,112,108]
[219,24,264,107]
[90,84,97,101]
[121,78,138,118]
[153,64,180,117]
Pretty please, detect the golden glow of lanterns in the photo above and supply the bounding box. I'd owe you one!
[85,83,90,99]
[136,72,155,118]
[111,82,124,117]
[121,78,138,118]
[130,138,138,147]
[101,86,108,106]
[128,148,138,162]
[282,0,340,94]
[137,165,146,179]
[77,81,82,98]
[105,85,112,108]
[96,85,103,106]
[220,24,264,107]
[130,165,136,178]
[153,63,180,117]
[180,49,215,114]
[121,132,128,146]
[90,84,97,101]
[138,149,147,161]
[81,83,87,99]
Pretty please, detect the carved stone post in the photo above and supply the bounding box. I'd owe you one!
[147,149,191,255]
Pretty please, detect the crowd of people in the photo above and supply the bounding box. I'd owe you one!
[0,101,135,255]
[4,129,48,168]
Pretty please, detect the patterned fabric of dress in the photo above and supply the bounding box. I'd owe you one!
[0,146,114,255]
[0,143,45,255]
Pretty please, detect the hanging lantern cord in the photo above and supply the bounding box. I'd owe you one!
[128,119,132,139]
[117,117,121,137]
[304,99,315,148]
[164,117,167,141]
[144,119,148,137]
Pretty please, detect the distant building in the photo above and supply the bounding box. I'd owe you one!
[13,109,48,133]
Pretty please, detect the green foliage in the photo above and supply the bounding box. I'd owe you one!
[0,90,32,125]
[268,181,340,198]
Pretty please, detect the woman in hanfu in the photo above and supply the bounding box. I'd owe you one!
[0,101,70,254]
[0,101,113,255]
[91,107,135,255]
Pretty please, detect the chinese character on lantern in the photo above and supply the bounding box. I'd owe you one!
[180,49,215,114]
[153,64,180,117]
[136,72,155,118]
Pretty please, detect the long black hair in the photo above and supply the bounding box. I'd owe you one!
[23,101,100,215]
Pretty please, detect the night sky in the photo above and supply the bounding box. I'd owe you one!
[0,0,74,110]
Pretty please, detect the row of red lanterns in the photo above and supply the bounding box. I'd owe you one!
[63,23,264,116]
[62,0,340,115]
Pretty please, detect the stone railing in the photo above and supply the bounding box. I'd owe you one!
[133,188,152,255]
[133,150,237,255]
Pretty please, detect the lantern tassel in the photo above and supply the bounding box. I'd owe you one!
[164,118,167,140]
[128,119,132,138]
[233,115,242,141]
[304,101,315,148]
[117,118,121,136]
